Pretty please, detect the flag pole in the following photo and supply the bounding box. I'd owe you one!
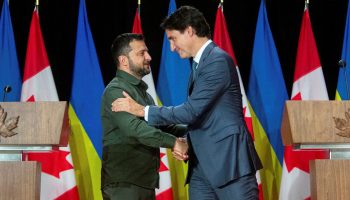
[35,0,39,11]
[138,0,141,15]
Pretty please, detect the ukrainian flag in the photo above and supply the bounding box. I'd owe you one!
[68,0,104,199]
[336,0,350,100]
[156,0,191,199]
[247,1,288,199]
[0,0,21,102]
[156,0,190,106]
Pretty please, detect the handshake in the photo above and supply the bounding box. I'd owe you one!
[172,137,189,161]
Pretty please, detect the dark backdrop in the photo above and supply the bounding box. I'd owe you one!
[5,0,348,100]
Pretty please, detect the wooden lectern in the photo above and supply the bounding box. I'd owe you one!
[0,102,70,200]
[281,100,350,200]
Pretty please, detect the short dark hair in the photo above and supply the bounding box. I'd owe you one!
[160,6,211,38]
[111,33,144,67]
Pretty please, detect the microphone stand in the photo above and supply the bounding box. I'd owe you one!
[339,60,350,100]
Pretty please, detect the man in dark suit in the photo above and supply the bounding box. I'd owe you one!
[112,7,262,200]
[101,33,188,200]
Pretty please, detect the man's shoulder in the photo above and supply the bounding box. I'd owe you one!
[212,46,230,59]
[201,43,230,61]
[103,77,142,100]
[203,47,232,65]
[102,77,130,99]
[106,77,130,90]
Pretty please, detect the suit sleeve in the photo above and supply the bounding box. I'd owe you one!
[103,85,176,148]
[148,56,231,126]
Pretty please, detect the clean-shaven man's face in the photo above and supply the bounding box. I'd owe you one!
[166,27,194,59]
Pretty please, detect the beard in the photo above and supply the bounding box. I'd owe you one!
[129,59,151,78]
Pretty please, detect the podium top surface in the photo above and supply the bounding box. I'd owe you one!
[281,100,350,146]
[0,101,69,146]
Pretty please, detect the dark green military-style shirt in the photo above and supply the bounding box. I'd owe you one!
[101,70,177,190]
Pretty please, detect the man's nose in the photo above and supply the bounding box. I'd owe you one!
[145,52,152,61]
[170,42,176,52]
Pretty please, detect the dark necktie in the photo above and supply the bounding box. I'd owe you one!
[192,61,198,81]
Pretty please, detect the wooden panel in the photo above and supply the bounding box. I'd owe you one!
[281,100,350,145]
[0,161,41,200]
[0,102,69,145]
[310,160,350,200]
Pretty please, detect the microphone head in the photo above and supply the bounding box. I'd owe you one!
[4,86,12,93]
[339,60,347,67]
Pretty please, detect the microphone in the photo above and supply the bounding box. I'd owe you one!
[339,60,350,100]
[2,85,12,102]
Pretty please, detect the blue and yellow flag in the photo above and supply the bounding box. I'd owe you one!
[156,0,190,106]
[0,0,21,101]
[156,0,190,199]
[69,0,104,199]
[336,0,350,100]
[247,1,288,199]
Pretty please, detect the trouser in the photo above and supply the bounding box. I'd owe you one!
[102,182,155,200]
[189,161,258,200]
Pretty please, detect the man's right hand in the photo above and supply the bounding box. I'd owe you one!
[111,91,145,117]
[172,137,189,161]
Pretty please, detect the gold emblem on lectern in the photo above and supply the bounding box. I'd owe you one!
[0,105,19,138]
[333,108,350,138]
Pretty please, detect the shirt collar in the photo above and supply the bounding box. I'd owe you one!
[116,70,148,90]
[193,39,212,64]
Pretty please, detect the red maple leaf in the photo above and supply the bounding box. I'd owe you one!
[55,186,79,200]
[156,187,173,200]
[284,146,329,173]
[243,106,254,140]
[158,152,169,172]
[26,95,35,102]
[24,150,74,178]
[292,92,302,100]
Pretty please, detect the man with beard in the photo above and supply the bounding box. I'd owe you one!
[100,33,188,200]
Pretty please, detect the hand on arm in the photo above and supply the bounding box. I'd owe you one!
[172,137,189,161]
[111,91,145,117]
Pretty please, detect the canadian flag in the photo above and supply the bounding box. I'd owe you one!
[21,6,79,200]
[132,7,174,199]
[279,4,329,200]
[213,4,263,199]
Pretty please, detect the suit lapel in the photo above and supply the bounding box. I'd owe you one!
[188,73,194,95]
[187,42,216,96]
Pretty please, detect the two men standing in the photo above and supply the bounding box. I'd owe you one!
[111,6,262,200]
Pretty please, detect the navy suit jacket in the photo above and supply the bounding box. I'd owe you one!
[148,42,262,188]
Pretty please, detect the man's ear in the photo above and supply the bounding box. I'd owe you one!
[187,26,195,36]
[118,55,128,66]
